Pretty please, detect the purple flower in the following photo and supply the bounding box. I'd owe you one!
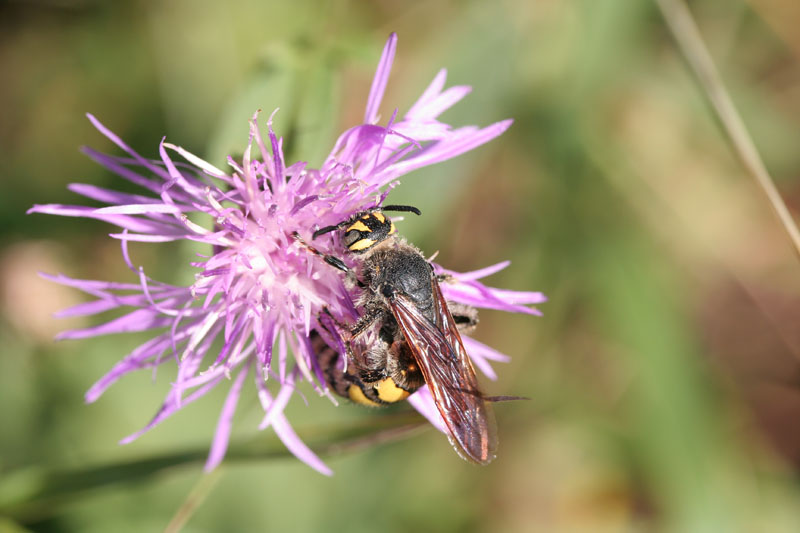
[29,33,545,475]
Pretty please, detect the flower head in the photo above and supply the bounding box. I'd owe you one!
[29,33,545,474]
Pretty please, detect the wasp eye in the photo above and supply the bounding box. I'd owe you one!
[343,230,360,247]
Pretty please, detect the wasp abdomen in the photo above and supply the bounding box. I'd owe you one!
[311,330,418,407]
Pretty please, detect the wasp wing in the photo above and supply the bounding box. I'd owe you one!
[389,280,497,464]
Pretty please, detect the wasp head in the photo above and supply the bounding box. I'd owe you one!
[313,205,421,254]
[341,211,396,253]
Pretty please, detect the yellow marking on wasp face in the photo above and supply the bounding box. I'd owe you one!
[376,378,410,403]
[388,222,396,235]
[348,385,380,406]
[361,214,371,219]
[348,238,375,251]
[373,212,386,223]
[347,220,371,233]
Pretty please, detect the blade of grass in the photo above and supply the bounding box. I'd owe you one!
[654,0,800,261]
[164,469,223,533]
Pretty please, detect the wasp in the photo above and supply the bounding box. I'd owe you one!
[293,206,497,464]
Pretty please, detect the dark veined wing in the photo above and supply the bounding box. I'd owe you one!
[389,280,497,464]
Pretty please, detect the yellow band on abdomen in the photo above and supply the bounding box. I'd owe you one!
[348,384,380,406]
[376,378,410,403]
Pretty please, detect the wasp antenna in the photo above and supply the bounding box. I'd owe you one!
[312,225,339,239]
[381,205,422,216]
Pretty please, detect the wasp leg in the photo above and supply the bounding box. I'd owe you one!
[317,304,386,367]
[318,305,384,346]
[291,231,349,273]
[447,302,479,335]
[349,305,386,339]
[320,306,350,333]
[341,307,383,381]
[434,273,480,334]
[291,231,365,288]
[343,305,386,360]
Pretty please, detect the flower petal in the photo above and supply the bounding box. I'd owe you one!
[407,82,472,121]
[408,386,446,434]
[57,308,172,339]
[364,33,398,124]
[205,362,251,471]
[375,120,514,186]
[254,365,332,475]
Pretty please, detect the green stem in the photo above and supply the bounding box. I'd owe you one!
[0,413,426,524]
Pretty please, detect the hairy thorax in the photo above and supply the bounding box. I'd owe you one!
[358,238,434,320]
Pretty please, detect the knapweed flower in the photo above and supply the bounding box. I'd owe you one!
[29,33,545,474]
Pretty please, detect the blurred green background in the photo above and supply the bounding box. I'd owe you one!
[3,0,800,531]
